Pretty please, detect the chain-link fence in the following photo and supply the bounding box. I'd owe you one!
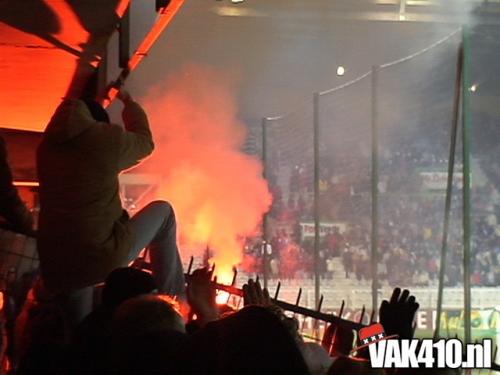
[263,104,315,291]
[467,26,500,351]
[258,29,499,344]
[316,72,373,308]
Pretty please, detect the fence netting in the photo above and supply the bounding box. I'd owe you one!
[467,28,500,347]
[375,32,467,338]
[376,31,463,289]
[258,31,500,352]
[264,104,316,298]
[317,73,373,307]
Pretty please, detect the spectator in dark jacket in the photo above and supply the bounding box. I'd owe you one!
[36,91,184,325]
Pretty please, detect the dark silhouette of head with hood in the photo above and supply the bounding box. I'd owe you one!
[184,305,310,375]
[102,267,158,308]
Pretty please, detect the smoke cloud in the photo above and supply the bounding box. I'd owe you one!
[138,65,272,282]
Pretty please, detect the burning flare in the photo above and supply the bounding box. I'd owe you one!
[138,65,272,281]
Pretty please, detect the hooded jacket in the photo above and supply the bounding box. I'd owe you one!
[37,99,154,293]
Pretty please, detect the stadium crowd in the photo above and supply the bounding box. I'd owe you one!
[256,132,500,287]
[0,84,497,374]
[0,132,468,373]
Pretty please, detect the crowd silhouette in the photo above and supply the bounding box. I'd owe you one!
[0,91,493,374]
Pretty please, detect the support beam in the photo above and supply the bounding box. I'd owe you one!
[434,43,463,340]
[313,92,321,307]
[370,66,379,316]
[261,117,269,289]
[461,27,472,345]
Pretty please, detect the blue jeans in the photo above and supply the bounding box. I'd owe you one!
[129,200,185,297]
[54,201,185,328]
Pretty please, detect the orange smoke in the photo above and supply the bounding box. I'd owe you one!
[138,65,272,283]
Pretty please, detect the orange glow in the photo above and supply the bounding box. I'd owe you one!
[44,0,89,47]
[213,267,235,287]
[216,291,231,305]
[116,0,132,18]
[157,294,181,313]
[0,1,89,131]
[214,268,234,305]
[0,291,3,311]
[0,21,82,131]
[1,0,184,131]
[137,65,272,282]
[0,1,129,132]
[13,181,40,187]
[5,358,11,372]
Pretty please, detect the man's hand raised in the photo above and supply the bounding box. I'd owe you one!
[379,287,419,340]
[186,267,218,325]
[243,279,272,307]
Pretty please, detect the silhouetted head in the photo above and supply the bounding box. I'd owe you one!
[109,295,187,374]
[186,305,310,374]
[112,329,188,375]
[81,98,110,123]
[111,295,185,336]
[102,268,157,308]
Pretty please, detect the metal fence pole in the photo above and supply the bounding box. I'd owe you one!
[434,43,463,339]
[313,92,321,307]
[461,27,472,344]
[261,117,269,289]
[370,66,379,316]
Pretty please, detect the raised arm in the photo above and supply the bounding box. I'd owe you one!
[116,90,154,171]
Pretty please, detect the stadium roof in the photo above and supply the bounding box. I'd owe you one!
[0,0,132,132]
[2,0,499,133]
